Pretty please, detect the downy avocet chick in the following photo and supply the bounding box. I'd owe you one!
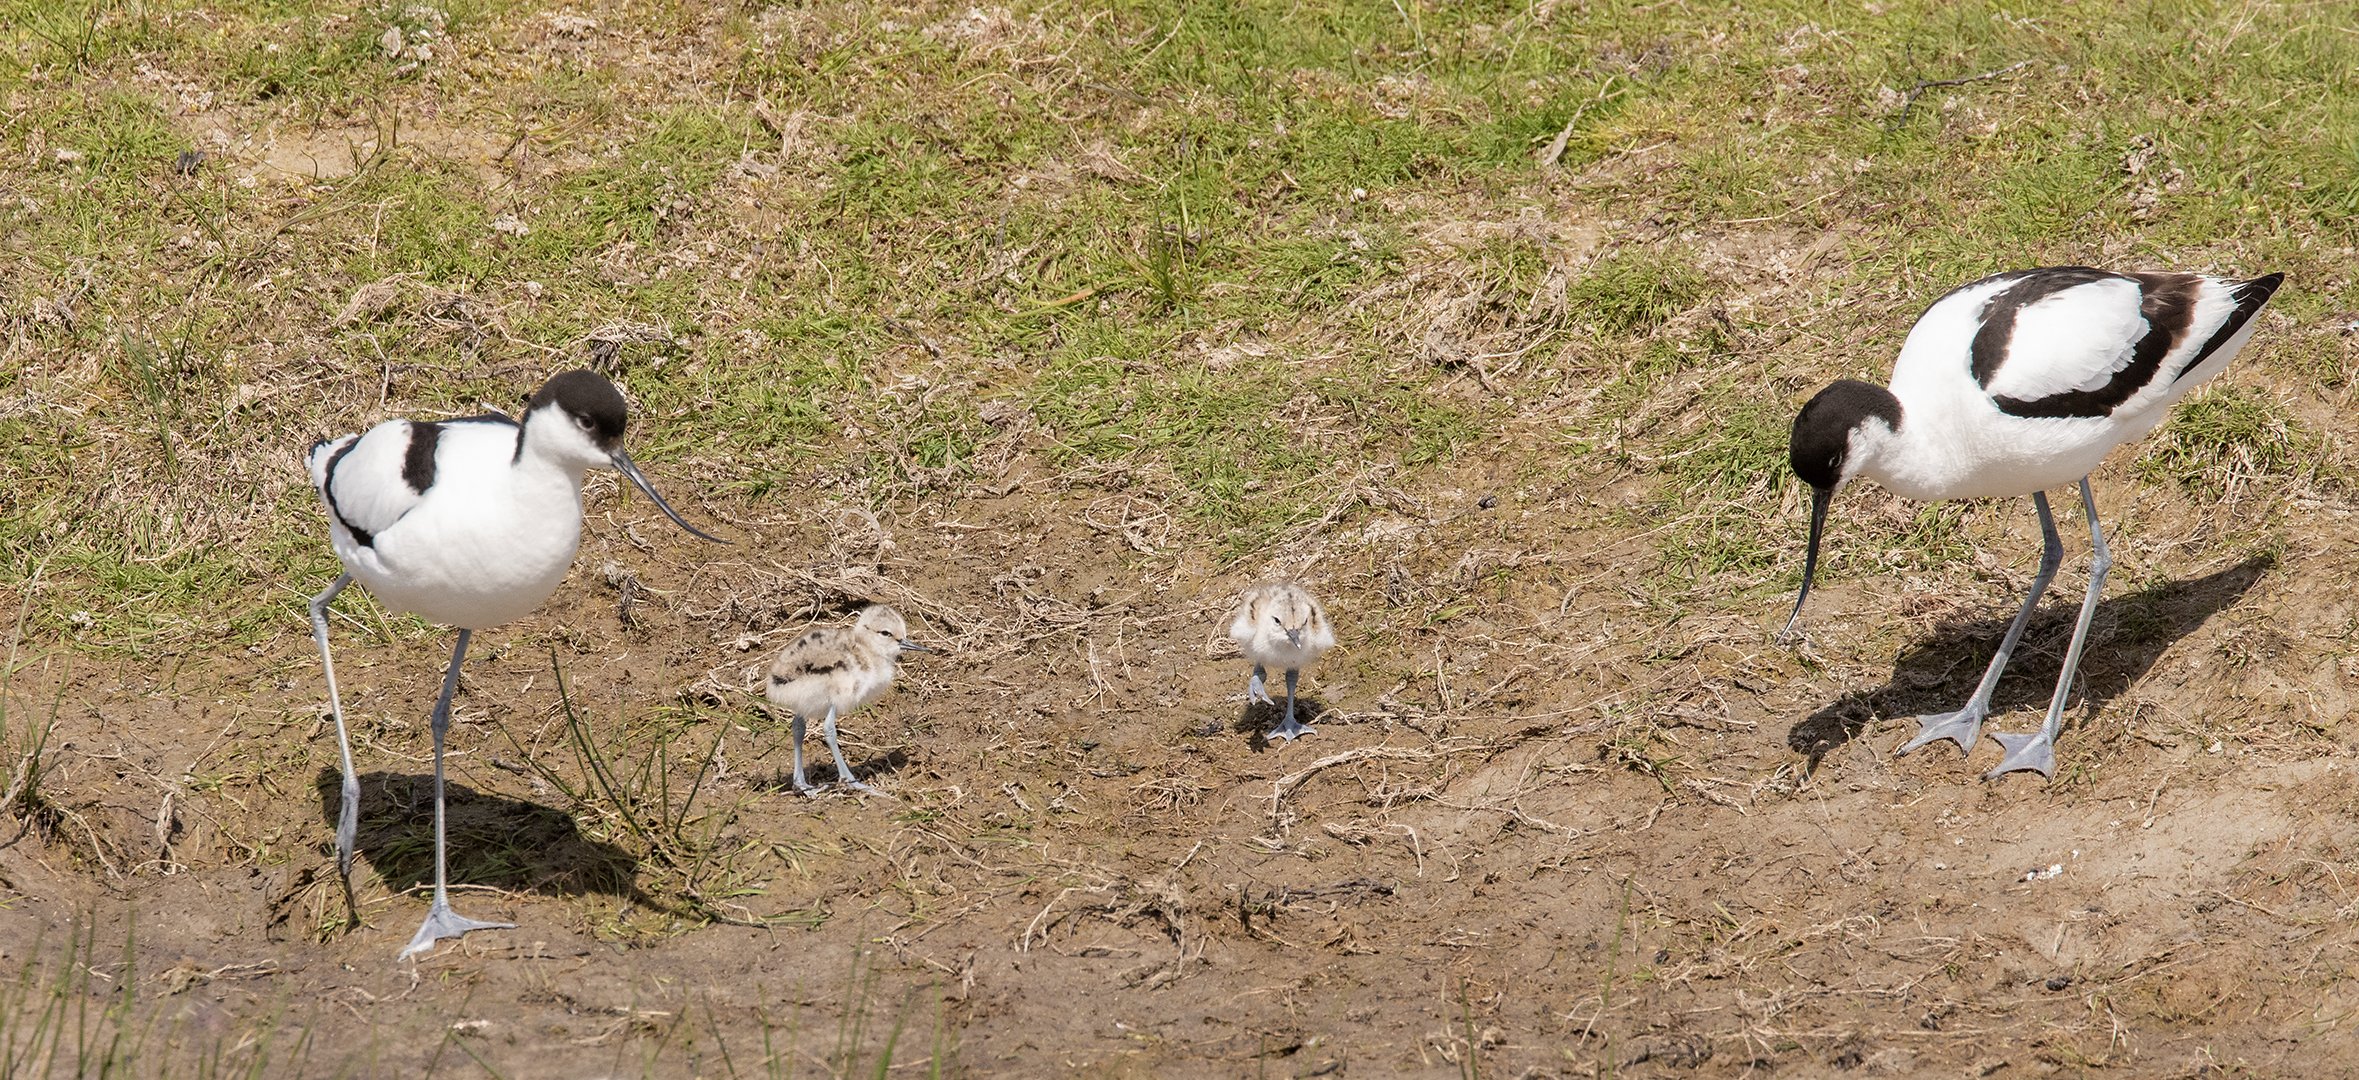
[764,605,932,793]
[1228,582,1335,742]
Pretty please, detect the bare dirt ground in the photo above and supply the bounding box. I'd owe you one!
[11,453,2359,1077]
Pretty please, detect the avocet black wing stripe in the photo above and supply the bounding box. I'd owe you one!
[402,421,442,495]
[320,438,376,548]
[1965,268,2226,421]
[424,412,524,464]
[1968,266,2115,390]
[317,421,434,547]
[1990,273,2199,419]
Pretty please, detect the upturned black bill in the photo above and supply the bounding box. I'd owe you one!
[611,448,730,544]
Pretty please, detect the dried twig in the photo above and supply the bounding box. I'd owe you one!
[1268,741,1489,816]
[1537,78,1626,167]
[1888,59,2034,127]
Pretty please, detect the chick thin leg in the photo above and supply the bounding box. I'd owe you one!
[1246,665,1273,705]
[790,713,813,793]
[818,706,876,793]
[1269,668,1312,742]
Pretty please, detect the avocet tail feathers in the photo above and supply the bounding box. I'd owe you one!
[2229,272,2286,326]
[2169,271,2282,387]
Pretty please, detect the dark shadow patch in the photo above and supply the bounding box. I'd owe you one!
[748,746,913,795]
[314,768,646,903]
[1238,695,1335,751]
[1789,554,2271,767]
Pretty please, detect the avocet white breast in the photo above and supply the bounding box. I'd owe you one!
[762,605,932,795]
[306,368,726,960]
[1228,582,1336,742]
[1785,267,2282,779]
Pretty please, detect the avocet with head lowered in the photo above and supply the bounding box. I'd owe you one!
[1785,267,2282,778]
[307,367,726,959]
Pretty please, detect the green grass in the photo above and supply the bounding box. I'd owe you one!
[0,0,2344,651]
[1569,248,1705,338]
[2138,384,2323,498]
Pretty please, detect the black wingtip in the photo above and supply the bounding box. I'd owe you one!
[2238,272,2286,305]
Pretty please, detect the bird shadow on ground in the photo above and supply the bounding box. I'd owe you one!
[745,747,913,795]
[1789,553,2273,767]
[315,768,645,903]
[1237,696,1334,750]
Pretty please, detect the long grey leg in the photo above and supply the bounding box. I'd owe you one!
[1898,491,2064,757]
[309,575,359,882]
[790,713,813,792]
[1246,664,1273,705]
[818,706,876,793]
[1269,668,1312,742]
[1989,477,2110,779]
[399,630,514,960]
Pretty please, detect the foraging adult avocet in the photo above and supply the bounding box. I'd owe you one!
[1229,582,1336,741]
[307,368,726,959]
[1785,267,2282,778]
[762,605,932,794]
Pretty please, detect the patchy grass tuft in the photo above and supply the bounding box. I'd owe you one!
[2138,384,2322,499]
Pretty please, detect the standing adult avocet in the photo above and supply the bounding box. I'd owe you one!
[1784,267,2282,778]
[307,368,726,959]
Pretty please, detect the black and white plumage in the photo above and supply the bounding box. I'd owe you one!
[1785,267,2282,779]
[763,605,931,794]
[1228,582,1336,742]
[307,368,726,960]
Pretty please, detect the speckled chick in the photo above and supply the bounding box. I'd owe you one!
[764,605,930,793]
[1228,582,1336,741]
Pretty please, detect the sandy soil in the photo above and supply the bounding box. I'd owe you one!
[8,461,2359,1078]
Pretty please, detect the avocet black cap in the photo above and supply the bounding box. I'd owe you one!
[1782,380,1901,640]
[530,368,729,545]
[529,369,629,449]
[1789,380,1901,492]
